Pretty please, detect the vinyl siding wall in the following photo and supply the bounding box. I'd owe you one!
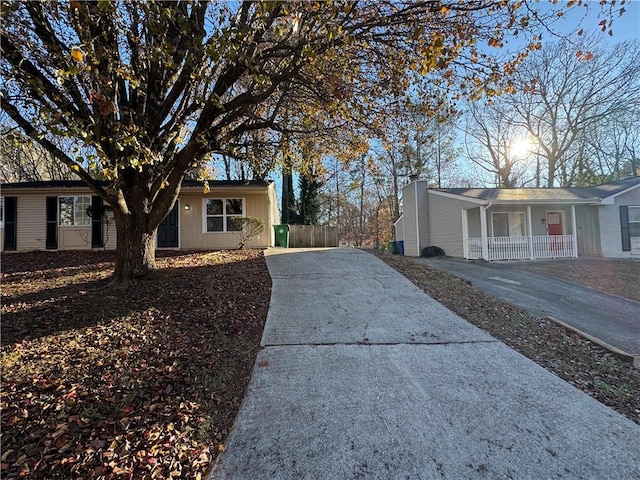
[3,189,116,251]
[416,182,430,255]
[428,193,477,258]
[575,205,601,256]
[599,188,640,258]
[15,194,47,250]
[2,186,274,252]
[179,189,273,249]
[401,182,418,256]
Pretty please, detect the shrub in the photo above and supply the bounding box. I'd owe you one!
[231,216,265,249]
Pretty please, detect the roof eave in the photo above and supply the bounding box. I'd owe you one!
[599,182,640,204]
[428,189,487,205]
[489,199,599,205]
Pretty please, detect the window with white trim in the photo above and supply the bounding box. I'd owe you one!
[492,212,526,237]
[59,196,91,226]
[204,198,244,232]
[629,206,640,238]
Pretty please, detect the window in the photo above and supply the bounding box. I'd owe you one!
[204,198,244,232]
[629,206,640,238]
[492,212,525,237]
[59,196,91,226]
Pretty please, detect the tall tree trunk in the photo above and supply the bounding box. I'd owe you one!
[112,209,158,282]
[108,176,178,283]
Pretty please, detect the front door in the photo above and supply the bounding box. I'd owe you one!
[547,211,564,253]
[546,211,563,236]
[158,202,179,248]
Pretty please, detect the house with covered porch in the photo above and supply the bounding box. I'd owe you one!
[394,177,640,261]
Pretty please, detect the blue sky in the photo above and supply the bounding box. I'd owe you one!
[543,0,639,42]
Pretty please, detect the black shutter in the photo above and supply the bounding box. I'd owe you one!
[91,196,104,248]
[46,196,58,250]
[620,206,631,252]
[3,196,17,250]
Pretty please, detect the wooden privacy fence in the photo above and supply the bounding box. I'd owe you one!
[288,225,339,248]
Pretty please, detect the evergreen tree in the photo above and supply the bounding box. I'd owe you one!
[298,174,322,225]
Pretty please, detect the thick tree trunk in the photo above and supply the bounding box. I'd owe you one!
[106,169,181,283]
[111,209,158,283]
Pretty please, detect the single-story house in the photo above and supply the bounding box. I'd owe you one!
[395,176,640,260]
[0,179,279,252]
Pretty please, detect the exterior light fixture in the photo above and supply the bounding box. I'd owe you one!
[184,204,190,210]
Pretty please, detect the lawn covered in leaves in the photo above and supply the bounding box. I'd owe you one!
[1,250,271,479]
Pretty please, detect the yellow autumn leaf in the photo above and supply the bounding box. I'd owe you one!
[71,47,84,62]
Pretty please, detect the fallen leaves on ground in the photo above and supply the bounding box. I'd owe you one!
[1,250,271,479]
[371,251,640,426]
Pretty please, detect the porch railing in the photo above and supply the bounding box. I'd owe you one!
[467,235,576,260]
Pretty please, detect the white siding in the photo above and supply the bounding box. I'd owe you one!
[17,195,47,250]
[599,188,640,258]
[416,182,430,255]
[401,182,418,256]
[428,193,478,258]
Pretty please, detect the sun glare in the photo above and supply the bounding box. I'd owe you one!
[510,137,533,158]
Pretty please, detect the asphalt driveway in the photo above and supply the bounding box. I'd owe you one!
[415,257,640,358]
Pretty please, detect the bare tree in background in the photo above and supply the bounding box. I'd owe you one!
[1,125,73,182]
[508,37,640,186]
[462,100,533,187]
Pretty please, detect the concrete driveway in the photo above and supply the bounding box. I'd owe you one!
[416,257,640,358]
[211,248,640,479]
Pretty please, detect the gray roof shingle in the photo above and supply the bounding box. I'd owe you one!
[435,177,640,202]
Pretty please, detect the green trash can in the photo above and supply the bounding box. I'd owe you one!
[274,224,290,248]
[389,241,398,254]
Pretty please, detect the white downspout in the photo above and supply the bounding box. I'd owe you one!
[527,205,534,260]
[415,182,420,256]
[571,204,578,257]
[462,209,469,259]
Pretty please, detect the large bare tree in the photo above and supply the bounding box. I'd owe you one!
[509,37,640,186]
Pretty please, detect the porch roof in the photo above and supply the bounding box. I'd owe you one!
[435,177,640,204]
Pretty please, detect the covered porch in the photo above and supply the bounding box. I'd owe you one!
[463,203,587,261]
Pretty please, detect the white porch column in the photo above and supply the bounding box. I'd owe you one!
[571,204,578,257]
[462,209,469,259]
[527,205,534,260]
[480,204,489,260]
